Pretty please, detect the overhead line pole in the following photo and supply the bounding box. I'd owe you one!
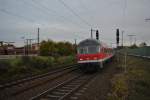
[26,39,34,55]
[91,28,93,39]
[37,27,40,46]
[37,27,40,55]
[122,30,124,47]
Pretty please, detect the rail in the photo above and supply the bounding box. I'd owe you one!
[30,73,96,100]
[0,64,78,89]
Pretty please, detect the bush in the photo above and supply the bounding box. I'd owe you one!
[0,60,11,74]
[108,74,128,100]
[0,55,75,83]
[10,58,23,67]
[55,56,75,64]
[28,56,54,69]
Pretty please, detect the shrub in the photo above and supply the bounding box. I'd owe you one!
[55,56,75,64]
[0,60,11,74]
[29,56,53,69]
[108,74,128,100]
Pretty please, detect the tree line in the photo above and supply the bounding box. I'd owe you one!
[40,40,76,56]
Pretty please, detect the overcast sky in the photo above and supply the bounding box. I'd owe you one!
[0,0,150,47]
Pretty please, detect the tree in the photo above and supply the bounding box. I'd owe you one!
[40,41,50,56]
[57,41,75,56]
[40,40,75,56]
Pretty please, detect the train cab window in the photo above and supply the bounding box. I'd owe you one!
[78,47,88,54]
[88,46,99,54]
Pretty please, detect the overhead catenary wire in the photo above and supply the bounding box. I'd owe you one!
[0,8,35,23]
[1,0,96,40]
[1,0,92,30]
[30,0,87,28]
[57,0,92,27]
[16,0,55,24]
[13,0,69,27]
[15,0,87,29]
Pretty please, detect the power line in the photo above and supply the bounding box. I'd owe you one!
[0,8,35,23]
[16,0,77,27]
[57,0,92,27]
[17,0,86,28]
[31,0,85,28]
[2,0,90,29]
[15,0,63,26]
[16,0,52,22]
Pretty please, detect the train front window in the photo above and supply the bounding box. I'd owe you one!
[78,47,88,54]
[78,46,99,54]
[88,46,99,54]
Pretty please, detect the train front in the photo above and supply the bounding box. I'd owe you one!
[77,39,101,72]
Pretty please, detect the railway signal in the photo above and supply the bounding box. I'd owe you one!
[116,29,119,47]
[96,30,99,40]
[90,28,99,40]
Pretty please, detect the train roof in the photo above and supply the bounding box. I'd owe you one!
[78,38,100,47]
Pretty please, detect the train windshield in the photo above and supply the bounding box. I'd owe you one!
[78,46,99,54]
[88,46,99,54]
[78,47,88,54]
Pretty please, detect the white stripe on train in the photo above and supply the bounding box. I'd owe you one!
[78,54,114,64]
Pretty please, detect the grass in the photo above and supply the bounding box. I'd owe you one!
[0,55,76,84]
[107,55,150,100]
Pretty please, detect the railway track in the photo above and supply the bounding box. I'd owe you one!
[30,73,96,100]
[0,64,78,89]
[0,64,79,99]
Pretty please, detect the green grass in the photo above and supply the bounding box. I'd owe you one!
[0,55,76,83]
[108,55,150,100]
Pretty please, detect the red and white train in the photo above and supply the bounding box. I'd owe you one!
[77,38,114,72]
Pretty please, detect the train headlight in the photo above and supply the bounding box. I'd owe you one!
[79,58,83,61]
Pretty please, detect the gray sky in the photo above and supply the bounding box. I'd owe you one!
[0,0,150,47]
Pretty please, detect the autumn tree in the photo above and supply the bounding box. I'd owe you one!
[40,40,75,56]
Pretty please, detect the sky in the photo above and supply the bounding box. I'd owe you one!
[0,0,150,47]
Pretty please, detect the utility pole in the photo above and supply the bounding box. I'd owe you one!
[26,39,29,55]
[21,36,25,55]
[37,27,40,46]
[122,31,124,47]
[91,28,93,38]
[74,39,77,53]
[37,27,40,55]
[26,39,34,55]
[74,39,77,45]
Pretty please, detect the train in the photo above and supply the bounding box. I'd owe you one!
[77,38,114,72]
